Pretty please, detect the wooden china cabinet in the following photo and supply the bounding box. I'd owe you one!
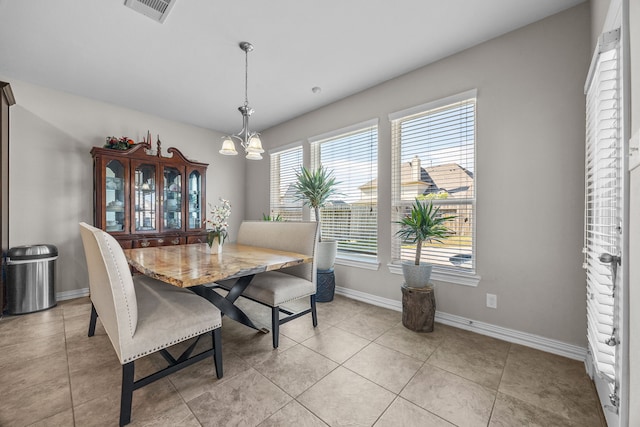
[91,141,208,249]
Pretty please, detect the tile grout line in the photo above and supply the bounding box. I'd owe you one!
[484,342,512,427]
[62,306,78,427]
[271,325,380,426]
[392,329,460,426]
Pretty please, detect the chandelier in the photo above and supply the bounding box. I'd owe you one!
[219,41,265,160]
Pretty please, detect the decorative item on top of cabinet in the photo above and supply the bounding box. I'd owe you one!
[91,138,208,249]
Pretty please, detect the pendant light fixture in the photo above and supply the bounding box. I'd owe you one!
[219,41,265,160]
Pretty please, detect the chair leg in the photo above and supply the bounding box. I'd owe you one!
[272,306,280,349]
[88,304,98,337]
[311,294,318,327]
[120,362,135,426]
[212,328,223,379]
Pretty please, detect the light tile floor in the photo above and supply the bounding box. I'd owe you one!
[0,295,605,427]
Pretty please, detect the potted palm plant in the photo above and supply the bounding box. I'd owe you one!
[395,198,455,287]
[293,166,340,270]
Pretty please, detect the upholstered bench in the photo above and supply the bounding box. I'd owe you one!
[215,221,319,348]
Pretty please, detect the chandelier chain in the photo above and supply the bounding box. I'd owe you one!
[244,46,249,107]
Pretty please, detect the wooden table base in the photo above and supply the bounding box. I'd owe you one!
[401,284,435,332]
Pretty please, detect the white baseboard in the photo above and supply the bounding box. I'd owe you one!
[56,288,90,301]
[335,285,587,361]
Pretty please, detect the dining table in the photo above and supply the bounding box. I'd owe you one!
[124,242,313,332]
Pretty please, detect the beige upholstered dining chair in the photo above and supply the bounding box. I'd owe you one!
[79,223,223,426]
[216,220,319,348]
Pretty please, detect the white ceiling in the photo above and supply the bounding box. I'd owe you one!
[0,0,585,134]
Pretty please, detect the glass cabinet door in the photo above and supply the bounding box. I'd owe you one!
[134,163,157,232]
[105,160,125,232]
[163,167,182,231]
[187,170,202,230]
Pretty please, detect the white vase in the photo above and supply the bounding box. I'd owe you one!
[206,236,223,254]
[206,231,225,254]
[401,261,433,288]
[316,240,338,270]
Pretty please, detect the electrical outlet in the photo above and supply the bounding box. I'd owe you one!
[486,293,497,309]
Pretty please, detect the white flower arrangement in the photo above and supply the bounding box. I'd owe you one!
[204,197,231,247]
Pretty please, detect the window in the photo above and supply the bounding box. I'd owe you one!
[390,90,478,285]
[269,145,303,221]
[310,119,378,260]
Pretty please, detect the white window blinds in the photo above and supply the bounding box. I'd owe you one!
[584,33,621,390]
[390,91,476,273]
[310,121,378,257]
[269,145,303,221]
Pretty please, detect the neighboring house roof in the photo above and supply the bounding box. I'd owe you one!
[283,182,298,200]
[359,157,473,199]
[360,157,433,190]
[424,163,474,198]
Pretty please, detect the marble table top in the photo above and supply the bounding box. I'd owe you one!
[124,243,313,288]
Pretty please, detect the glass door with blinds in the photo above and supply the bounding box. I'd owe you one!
[583,28,626,427]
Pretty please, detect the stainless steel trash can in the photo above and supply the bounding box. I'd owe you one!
[6,244,58,314]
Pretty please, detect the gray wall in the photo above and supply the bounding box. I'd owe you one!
[590,0,612,49]
[3,78,247,296]
[247,4,591,347]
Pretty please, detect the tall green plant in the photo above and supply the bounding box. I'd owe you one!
[293,166,340,242]
[395,199,456,265]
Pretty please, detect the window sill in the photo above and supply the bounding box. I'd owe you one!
[387,262,480,287]
[335,253,380,271]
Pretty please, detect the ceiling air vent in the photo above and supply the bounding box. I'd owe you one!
[124,0,176,23]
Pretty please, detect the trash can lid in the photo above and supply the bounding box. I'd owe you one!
[7,244,58,260]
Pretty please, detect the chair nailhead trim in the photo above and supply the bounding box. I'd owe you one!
[101,234,136,336]
[122,326,221,363]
